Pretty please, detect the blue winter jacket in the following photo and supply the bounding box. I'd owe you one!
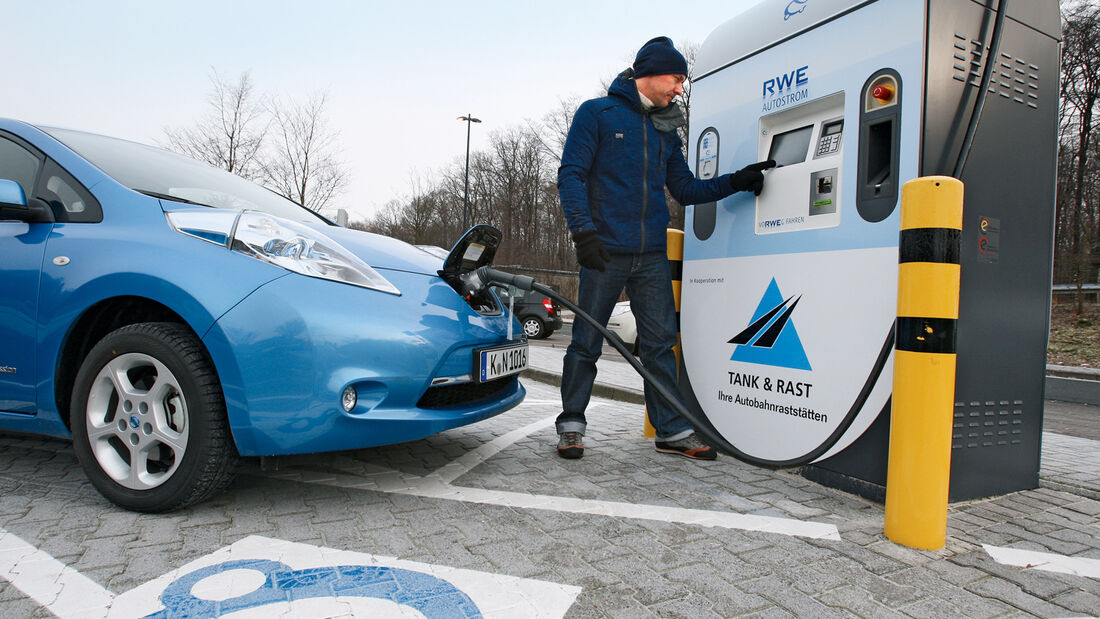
[558,74,735,253]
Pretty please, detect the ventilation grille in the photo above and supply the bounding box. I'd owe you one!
[951,33,988,86]
[416,375,517,409]
[990,51,1041,109]
[951,34,1041,110]
[952,399,1025,449]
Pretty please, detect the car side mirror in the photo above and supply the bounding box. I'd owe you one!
[0,179,54,223]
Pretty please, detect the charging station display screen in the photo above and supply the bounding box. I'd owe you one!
[768,125,813,167]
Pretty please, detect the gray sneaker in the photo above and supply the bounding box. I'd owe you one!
[655,433,717,460]
[557,432,583,459]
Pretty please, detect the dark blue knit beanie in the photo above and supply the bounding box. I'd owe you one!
[633,36,687,78]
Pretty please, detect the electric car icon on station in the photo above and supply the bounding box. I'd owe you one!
[0,118,527,512]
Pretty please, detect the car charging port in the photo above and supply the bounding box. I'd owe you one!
[440,225,505,314]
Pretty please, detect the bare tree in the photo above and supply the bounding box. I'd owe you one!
[261,93,349,212]
[530,95,582,163]
[1057,1,1100,313]
[678,41,699,152]
[436,161,469,243]
[401,173,446,245]
[163,70,266,179]
[361,198,406,237]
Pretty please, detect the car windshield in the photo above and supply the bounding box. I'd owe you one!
[42,127,326,224]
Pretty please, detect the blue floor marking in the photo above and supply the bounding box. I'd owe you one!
[147,558,482,618]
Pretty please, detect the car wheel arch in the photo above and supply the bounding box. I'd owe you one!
[55,296,194,431]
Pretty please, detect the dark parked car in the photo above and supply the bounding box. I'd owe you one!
[497,285,563,339]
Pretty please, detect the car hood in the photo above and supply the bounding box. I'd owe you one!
[302,222,446,277]
[160,203,446,277]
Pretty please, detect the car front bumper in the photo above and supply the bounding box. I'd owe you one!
[203,270,526,456]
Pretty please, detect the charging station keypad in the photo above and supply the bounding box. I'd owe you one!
[815,133,841,156]
[814,120,844,158]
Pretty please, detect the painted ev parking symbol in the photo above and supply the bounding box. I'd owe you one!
[108,536,581,618]
[148,558,482,618]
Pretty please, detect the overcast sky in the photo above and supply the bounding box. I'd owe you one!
[3,0,762,222]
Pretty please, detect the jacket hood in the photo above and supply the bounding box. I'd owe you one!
[608,71,642,110]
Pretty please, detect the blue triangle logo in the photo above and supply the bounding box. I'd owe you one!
[729,278,812,371]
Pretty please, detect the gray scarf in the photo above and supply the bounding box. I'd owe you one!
[623,67,686,133]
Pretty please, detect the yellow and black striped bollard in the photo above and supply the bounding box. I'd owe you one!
[884,176,963,550]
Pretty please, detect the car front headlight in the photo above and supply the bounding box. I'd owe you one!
[167,209,400,295]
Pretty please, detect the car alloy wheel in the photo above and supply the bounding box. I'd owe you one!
[71,322,238,512]
[84,350,189,490]
[522,316,546,339]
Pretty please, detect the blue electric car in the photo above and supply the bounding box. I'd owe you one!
[0,118,527,512]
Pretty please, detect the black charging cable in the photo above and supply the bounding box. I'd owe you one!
[473,266,747,458]
[953,0,1008,178]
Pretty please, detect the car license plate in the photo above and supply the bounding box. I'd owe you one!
[477,342,528,382]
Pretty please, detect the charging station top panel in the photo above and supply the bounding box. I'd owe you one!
[968,0,1061,39]
[696,0,872,79]
[696,0,1060,82]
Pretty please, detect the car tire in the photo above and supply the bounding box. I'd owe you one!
[70,322,239,512]
[522,316,547,339]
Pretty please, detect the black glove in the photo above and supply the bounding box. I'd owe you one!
[572,229,610,272]
[729,159,777,196]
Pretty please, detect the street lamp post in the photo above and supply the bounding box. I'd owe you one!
[457,114,481,232]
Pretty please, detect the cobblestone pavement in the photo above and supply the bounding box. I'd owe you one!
[1,379,1098,617]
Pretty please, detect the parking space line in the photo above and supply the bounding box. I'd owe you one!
[426,403,606,486]
[262,466,840,540]
[983,544,1100,579]
[0,526,115,618]
[420,484,842,540]
[430,414,559,485]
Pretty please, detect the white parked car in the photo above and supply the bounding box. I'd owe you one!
[606,301,638,354]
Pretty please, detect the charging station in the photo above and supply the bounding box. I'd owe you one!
[680,0,1060,501]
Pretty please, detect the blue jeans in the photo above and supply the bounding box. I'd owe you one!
[557,252,694,442]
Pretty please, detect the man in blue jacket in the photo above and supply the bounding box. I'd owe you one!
[556,36,774,460]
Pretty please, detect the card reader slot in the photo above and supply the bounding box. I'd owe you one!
[866,119,894,193]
